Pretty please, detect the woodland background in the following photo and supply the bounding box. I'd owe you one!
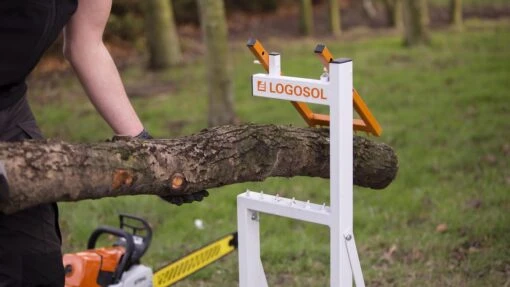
[24,0,510,286]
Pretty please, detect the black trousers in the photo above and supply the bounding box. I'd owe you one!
[0,96,64,287]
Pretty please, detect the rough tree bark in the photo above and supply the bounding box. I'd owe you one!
[421,0,430,26]
[403,0,430,46]
[299,0,314,36]
[197,0,237,127]
[144,0,182,69]
[450,0,463,30]
[362,0,378,21]
[0,124,398,214]
[382,0,403,30]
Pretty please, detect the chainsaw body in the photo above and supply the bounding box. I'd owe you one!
[63,214,153,287]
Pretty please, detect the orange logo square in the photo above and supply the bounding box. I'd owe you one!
[257,81,267,92]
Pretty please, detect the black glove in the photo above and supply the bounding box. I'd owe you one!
[135,129,153,139]
[110,128,153,142]
[160,190,209,206]
[132,129,209,206]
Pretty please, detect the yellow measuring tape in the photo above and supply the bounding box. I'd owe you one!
[153,232,237,287]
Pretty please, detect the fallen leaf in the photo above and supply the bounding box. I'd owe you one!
[450,247,467,263]
[436,223,448,233]
[466,199,482,209]
[481,154,497,165]
[465,105,477,117]
[411,248,423,261]
[381,244,398,263]
[502,143,510,155]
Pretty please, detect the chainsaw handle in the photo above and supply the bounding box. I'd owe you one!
[87,226,135,283]
[119,213,152,261]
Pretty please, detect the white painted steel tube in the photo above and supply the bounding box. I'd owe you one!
[237,195,269,287]
[329,58,354,287]
[269,52,281,76]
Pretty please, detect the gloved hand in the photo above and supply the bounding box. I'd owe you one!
[110,128,153,142]
[135,129,153,140]
[160,190,209,206]
[133,129,210,206]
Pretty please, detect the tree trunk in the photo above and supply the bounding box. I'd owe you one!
[197,0,237,127]
[421,0,430,26]
[450,0,463,30]
[144,0,182,69]
[403,0,430,46]
[362,0,378,21]
[328,0,341,37]
[299,0,314,36]
[0,124,398,214]
[383,0,403,30]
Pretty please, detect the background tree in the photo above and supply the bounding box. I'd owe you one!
[328,0,341,37]
[144,0,182,69]
[197,0,237,127]
[362,0,378,21]
[382,0,403,30]
[403,0,430,46]
[450,0,463,30]
[421,0,430,26]
[299,0,314,36]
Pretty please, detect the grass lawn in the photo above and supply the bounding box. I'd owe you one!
[29,19,509,286]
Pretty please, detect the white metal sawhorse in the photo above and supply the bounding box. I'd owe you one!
[237,52,365,287]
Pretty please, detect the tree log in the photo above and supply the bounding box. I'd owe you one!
[0,124,398,214]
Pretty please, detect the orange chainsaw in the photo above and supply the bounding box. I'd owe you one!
[63,214,237,287]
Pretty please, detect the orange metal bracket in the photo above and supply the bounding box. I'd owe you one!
[314,44,382,136]
[247,38,382,136]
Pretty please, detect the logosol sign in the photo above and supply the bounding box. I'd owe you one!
[252,74,330,106]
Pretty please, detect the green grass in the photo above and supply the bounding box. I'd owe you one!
[30,19,510,286]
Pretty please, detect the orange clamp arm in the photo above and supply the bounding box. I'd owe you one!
[314,44,382,136]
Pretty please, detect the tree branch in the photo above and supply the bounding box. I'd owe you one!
[0,124,398,214]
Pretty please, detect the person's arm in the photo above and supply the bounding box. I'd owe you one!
[63,0,143,137]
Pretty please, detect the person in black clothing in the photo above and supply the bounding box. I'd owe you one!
[0,0,148,285]
[0,0,206,285]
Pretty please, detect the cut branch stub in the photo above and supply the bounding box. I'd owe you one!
[112,169,134,190]
[170,173,186,191]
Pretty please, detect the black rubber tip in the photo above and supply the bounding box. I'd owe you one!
[246,38,256,47]
[269,52,280,56]
[332,58,352,64]
[230,232,239,248]
[314,44,326,54]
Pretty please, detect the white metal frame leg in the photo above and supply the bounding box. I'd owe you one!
[344,231,365,287]
[329,58,354,287]
[237,199,268,287]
